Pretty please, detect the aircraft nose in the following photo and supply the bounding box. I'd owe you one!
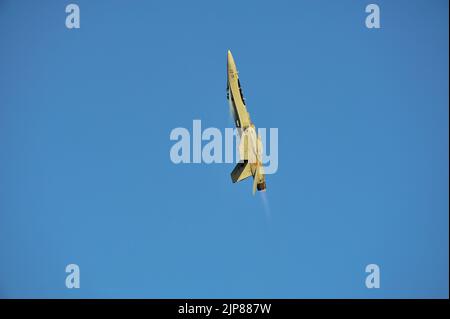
[227,50,234,63]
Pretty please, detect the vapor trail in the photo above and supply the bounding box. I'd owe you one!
[260,191,271,222]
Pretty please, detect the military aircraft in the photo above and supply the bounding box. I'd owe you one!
[226,50,266,194]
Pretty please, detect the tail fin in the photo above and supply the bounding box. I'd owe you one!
[252,168,259,194]
[231,161,252,183]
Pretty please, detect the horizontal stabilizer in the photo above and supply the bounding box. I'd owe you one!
[231,161,252,183]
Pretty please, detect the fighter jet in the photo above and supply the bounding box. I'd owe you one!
[226,50,266,194]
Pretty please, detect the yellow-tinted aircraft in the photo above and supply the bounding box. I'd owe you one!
[226,50,266,194]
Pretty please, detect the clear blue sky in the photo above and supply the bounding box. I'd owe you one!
[0,0,448,298]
